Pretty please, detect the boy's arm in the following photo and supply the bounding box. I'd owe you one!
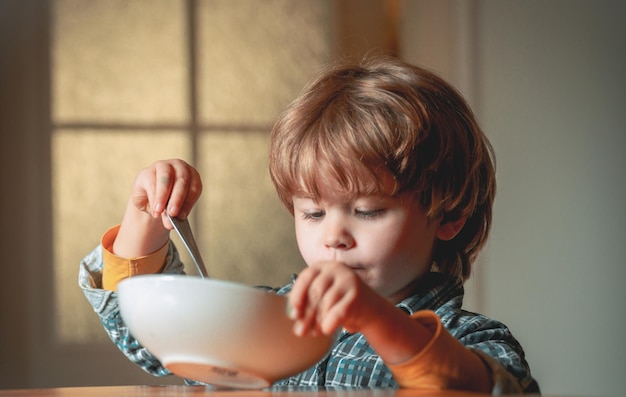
[101,225,169,291]
[78,233,186,378]
[359,302,493,393]
[289,263,494,392]
[381,308,535,394]
[112,158,202,259]
[382,311,493,392]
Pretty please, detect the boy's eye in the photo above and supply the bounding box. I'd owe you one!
[301,210,325,221]
[355,208,386,219]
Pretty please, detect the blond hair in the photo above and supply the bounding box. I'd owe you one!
[269,56,495,281]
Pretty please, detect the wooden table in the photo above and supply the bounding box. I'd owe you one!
[0,385,543,397]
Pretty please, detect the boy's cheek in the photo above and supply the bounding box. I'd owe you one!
[295,236,319,266]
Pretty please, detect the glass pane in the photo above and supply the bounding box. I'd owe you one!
[52,0,187,124]
[197,0,331,125]
[197,132,304,287]
[53,130,191,343]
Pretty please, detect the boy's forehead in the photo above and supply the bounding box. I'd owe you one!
[295,164,398,200]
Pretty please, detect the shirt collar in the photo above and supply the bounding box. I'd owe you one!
[396,272,464,315]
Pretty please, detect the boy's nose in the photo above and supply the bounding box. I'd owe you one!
[324,222,355,250]
[325,237,352,249]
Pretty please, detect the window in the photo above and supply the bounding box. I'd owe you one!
[52,0,331,343]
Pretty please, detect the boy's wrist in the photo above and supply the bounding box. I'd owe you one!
[387,311,492,392]
[101,225,169,291]
[358,299,435,365]
[113,200,170,258]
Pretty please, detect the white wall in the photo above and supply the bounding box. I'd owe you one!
[404,1,626,396]
[480,2,626,396]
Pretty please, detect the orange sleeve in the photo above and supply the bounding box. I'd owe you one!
[101,225,169,291]
[387,311,492,392]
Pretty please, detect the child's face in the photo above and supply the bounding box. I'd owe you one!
[292,174,440,304]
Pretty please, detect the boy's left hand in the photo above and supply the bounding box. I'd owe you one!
[287,261,383,337]
[288,261,441,368]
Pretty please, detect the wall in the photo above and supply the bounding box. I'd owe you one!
[479,2,626,396]
[0,0,51,387]
[403,1,626,396]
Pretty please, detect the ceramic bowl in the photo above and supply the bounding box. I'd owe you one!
[117,275,334,388]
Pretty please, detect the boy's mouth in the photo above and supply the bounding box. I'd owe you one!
[345,263,367,272]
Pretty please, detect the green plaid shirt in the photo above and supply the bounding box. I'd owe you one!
[79,243,539,394]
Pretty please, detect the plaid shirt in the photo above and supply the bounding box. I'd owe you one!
[79,243,539,394]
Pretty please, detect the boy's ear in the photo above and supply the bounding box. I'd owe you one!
[436,216,467,241]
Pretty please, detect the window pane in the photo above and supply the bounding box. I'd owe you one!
[50,0,333,346]
[197,0,331,125]
[53,130,191,342]
[52,0,188,124]
[197,132,304,287]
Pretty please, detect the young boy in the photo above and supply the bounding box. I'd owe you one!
[79,56,539,393]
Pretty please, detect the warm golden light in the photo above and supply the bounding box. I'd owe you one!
[51,0,330,342]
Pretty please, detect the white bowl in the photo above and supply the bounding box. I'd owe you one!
[117,275,334,388]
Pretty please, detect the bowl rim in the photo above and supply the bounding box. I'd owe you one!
[117,274,286,301]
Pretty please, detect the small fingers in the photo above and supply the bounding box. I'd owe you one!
[297,274,336,337]
[289,263,353,337]
[318,289,355,335]
[176,167,202,219]
[153,161,181,216]
[147,159,201,219]
[288,266,320,321]
[151,163,174,217]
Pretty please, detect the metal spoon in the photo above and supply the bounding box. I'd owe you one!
[166,213,209,279]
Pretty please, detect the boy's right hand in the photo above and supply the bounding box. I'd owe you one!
[113,159,202,258]
[130,159,203,229]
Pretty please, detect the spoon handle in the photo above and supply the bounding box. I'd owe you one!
[166,213,209,278]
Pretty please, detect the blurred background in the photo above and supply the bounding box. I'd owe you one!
[1,0,624,395]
